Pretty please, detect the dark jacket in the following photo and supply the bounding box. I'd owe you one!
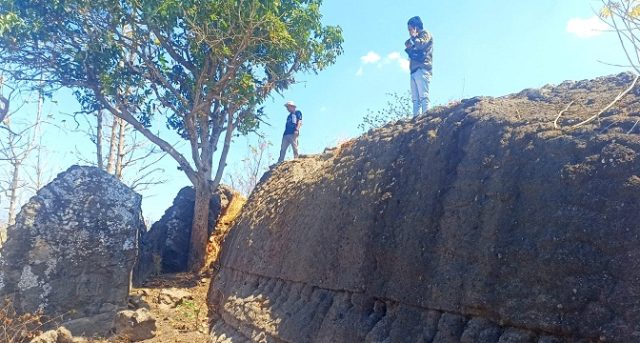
[405,29,433,74]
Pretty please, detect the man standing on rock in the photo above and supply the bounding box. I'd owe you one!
[278,100,303,163]
[405,16,433,116]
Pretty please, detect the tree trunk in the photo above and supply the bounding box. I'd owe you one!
[115,119,126,179]
[96,111,104,170]
[106,115,118,174]
[7,162,20,226]
[31,84,46,191]
[32,137,45,191]
[212,112,234,188]
[188,181,211,272]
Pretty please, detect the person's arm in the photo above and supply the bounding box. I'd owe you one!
[404,38,412,49]
[295,111,302,134]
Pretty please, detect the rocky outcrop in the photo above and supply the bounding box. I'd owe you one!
[134,185,241,285]
[0,166,143,336]
[208,73,640,342]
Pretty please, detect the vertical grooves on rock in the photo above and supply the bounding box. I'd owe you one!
[210,269,570,342]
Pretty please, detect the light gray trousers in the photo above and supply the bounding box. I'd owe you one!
[278,134,299,162]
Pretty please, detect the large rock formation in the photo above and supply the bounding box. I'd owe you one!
[0,166,143,336]
[208,73,640,342]
[134,185,240,284]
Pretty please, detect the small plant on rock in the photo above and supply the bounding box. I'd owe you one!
[176,299,202,331]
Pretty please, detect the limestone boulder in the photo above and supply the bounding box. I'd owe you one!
[0,165,143,336]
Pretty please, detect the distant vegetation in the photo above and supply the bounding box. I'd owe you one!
[358,92,412,131]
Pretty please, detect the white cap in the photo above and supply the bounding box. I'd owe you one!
[284,100,296,107]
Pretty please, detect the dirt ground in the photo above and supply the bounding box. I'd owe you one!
[91,273,211,343]
[131,273,210,343]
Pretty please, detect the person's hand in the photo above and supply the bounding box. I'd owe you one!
[405,40,412,49]
[294,130,299,137]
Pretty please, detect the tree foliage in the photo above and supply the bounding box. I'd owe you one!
[0,0,342,182]
[0,0,343,270]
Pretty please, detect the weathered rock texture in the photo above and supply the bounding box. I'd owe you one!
[0,166,143,335]
[209,73,640,342]
[134,185,241,285]
[114,308,157,342]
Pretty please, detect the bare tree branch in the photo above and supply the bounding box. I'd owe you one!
[571,74,639,128]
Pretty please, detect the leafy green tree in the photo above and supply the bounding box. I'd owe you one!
[0,0,343,271]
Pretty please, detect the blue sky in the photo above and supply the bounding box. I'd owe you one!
[259,0,624,151]
[1,0,631,222]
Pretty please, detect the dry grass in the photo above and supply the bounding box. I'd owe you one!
[0,299,45,343]
[204,192,246,272]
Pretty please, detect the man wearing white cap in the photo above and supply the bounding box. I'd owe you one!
[278,100,303,163]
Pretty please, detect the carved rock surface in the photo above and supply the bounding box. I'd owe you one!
[208,73,640,343]
[0,165,142,335]
[134,185,237,285]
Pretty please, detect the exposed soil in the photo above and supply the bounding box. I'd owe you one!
[126,273,210,343]
[114,190,246,342]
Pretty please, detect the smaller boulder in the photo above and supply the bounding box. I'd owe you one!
[156,288,193,308]
[114,308,156,342]
[30,330,58,343]
[30,327,85,343]
[62,311,116,338]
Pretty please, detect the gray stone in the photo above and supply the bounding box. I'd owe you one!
[432,313,467,343]
[461,317,502,343]
[62,311,116,338]
[209,73,640,342]
[114,308,156,342]
[498,328,536,343]
[0,166,142,337]
[538,336,563,343]
[133,185,236,285]
[157,288,192,308]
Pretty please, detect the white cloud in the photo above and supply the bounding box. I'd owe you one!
[357,51,409,76]
[566,16,608,38]
[386,51,410,72]
[360,51,381,64]
[386,52,403,61]
[398,59,410,72]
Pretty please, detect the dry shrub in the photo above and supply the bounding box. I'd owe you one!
[0,298,44,343]
[205,192,246,272]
